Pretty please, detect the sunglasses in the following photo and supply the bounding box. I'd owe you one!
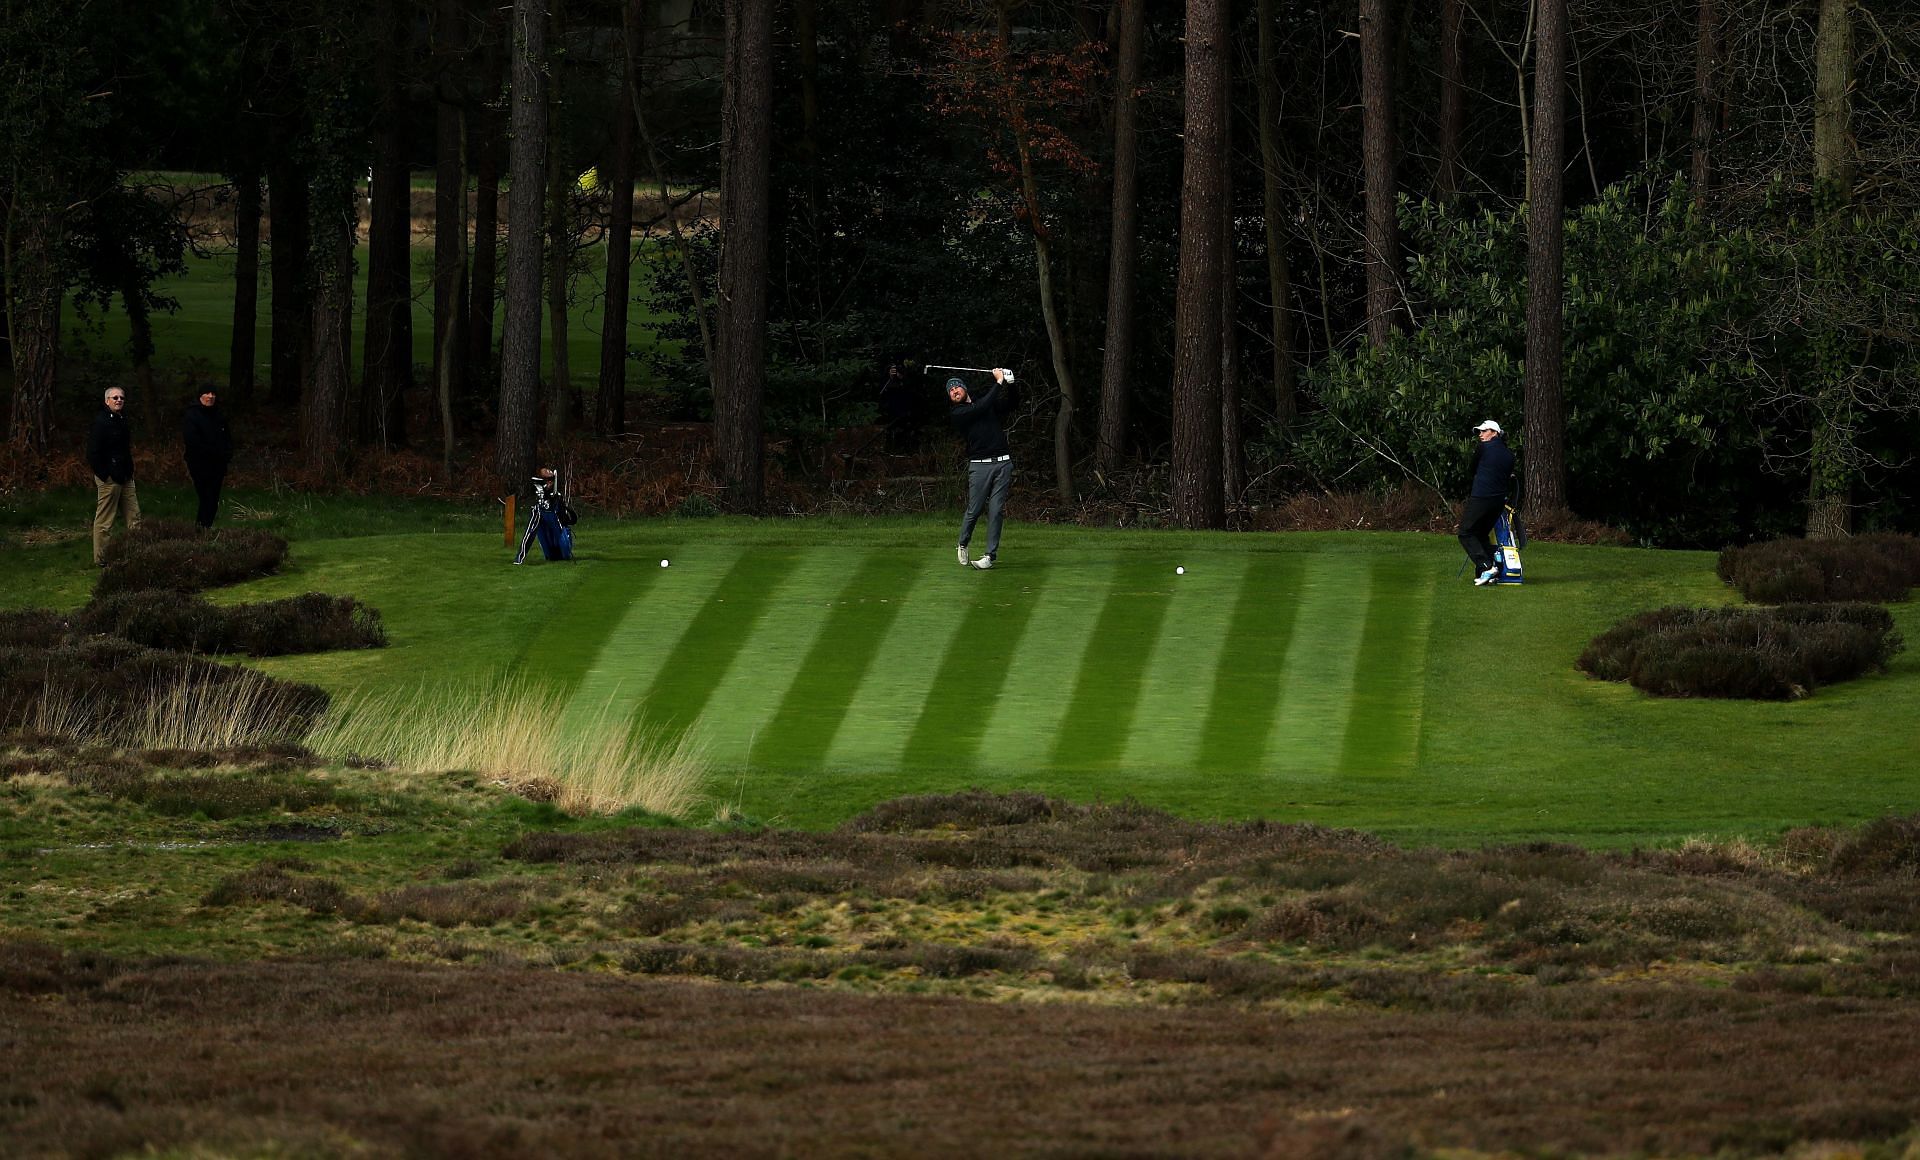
[106,396,126,402]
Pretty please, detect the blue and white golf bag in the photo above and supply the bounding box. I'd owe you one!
[513,468,577,564]
[1493,506,1525,585]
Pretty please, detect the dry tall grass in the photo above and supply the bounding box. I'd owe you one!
[24,670,319,750]
[306,680,706,818]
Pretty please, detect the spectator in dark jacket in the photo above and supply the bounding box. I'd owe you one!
[86,387,141,565]
[181,386,233,528]
[1459,419,1515,585]
[878,362,918,454]
[949,369,1015,570]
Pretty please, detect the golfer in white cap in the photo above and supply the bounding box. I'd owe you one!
[1459,419,1514,585]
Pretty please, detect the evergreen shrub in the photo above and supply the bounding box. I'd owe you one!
[1576,604,1902,699]
[82,592,386,656]
[1717,534,1920,603]
[94,520,288,597]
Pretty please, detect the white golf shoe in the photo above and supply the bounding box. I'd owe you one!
[957,545,970,567]
[971,554,995,570]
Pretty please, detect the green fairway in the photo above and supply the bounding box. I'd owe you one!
[73,515,1902,846]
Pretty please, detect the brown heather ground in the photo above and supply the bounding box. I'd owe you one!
[5,952,1920,1159]
[7,753,1920,1157]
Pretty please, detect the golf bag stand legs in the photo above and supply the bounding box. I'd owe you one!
[514,505,543,564]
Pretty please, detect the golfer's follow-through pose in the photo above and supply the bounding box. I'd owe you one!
[949,368,1015,570]
[1459,419,1515,585]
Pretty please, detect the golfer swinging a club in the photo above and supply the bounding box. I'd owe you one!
[949,368,1016,570]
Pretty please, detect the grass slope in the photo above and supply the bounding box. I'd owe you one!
[9,511,1919,844]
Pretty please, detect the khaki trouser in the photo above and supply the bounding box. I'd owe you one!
[93,477,141,565]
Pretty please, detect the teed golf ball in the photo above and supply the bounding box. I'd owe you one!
[1176,566,1185,575]
[660,559,670,568]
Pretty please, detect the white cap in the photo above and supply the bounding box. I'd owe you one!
[1473,419,1503,434]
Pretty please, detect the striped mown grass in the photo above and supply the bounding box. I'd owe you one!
[204,519,1920,844]
[551,542,1440,788]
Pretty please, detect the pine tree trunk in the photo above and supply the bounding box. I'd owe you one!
[1221,85,1244,509]
[499,0,548,494]
[303,191,357,480]
[1522,0,1568,521]
[268,156,310,406]
[544,0,573,447]
[1689,0,1718,205]
[1437,0,1466,202]
[364,62,414,450]
[469,108,501,394]
[597,30,637,437]
[1172,0,1226,530]
[1097,0,1144,473]
[1359,0,1402,347]
[998,7,1076,504]
[1256,0,1296,430]
[1806,0,1855,538]
[432,0,469,461]
[5,198,60,451]
[714,0,772,511]
[121,271,156,396]
[1812,0,1853,199]
[230,171,262,400]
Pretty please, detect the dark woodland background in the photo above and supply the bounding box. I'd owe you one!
[2,0,1916,546]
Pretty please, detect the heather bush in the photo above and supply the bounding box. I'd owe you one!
[1576,604,1902,698]
[0,639,329,744]
[0,609,78,649]
[83,592,386,656]
[201,865,359,915]
[1717,534,1920,603]
[112,773,338,819]
[1828,814,1920,880]
[367,881,531,928]
[94,520,288,597]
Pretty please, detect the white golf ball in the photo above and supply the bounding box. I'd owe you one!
[1176,566,1185,575]
[660,559,670,568]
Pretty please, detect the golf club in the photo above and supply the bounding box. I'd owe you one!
[922,363,1015,383]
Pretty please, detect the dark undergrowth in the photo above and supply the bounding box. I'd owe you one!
[1575,602,1903,698]
[1717,533,1920,604]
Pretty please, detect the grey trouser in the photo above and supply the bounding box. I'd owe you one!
[93,477,141,565]
[959,457,1012,557]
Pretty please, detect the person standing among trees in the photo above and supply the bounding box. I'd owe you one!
[950,368,1016,571]
[1459,419,1515,585]
[181,385,233,528]
[878,361,918,454]
[86,387,141,565]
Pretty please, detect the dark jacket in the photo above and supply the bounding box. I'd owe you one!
[950,382,1014,459]
[181,402,233,469]
[1467,436,1515,499]
[86,407,134,484]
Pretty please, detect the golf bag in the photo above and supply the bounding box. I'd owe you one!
[1492,506,1524,585]
[514,470,576,564]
